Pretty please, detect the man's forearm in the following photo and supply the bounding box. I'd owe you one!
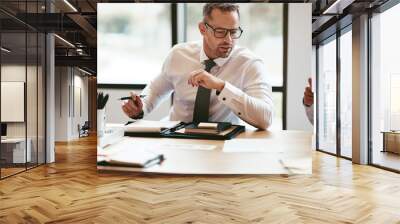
[217,82,273,129]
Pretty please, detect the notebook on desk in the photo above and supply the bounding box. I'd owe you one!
[124,120,245,140]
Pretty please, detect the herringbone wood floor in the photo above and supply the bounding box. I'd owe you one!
[1,135,400,224]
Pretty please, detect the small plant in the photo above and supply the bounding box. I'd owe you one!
[97,92,109,110]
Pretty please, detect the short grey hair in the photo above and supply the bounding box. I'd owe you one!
[203,3,240,22]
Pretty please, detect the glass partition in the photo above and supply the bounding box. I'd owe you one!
[370,3,400,171]
[1,30,28,177]
[317,36,337,154]
[0,1,46,179]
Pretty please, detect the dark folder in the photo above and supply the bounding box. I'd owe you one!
[124,122,245,140]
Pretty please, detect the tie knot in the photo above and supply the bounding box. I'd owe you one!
[204,59,217,72]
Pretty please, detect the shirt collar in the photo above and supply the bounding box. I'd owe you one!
[199,42,233,67]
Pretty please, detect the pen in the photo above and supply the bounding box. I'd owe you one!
[118,95,146,100]
[143,154,165,168]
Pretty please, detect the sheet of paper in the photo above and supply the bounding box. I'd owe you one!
[158,143,216,151]
[98,138,161,166]
[223,139,283,153]
[125,120,180,133]
[198,122,218,129]
[98,125,125,148]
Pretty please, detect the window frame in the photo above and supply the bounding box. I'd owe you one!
[0,1,47,179]
[315,24,353,161]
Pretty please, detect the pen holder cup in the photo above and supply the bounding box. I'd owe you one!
[97,109,106,137]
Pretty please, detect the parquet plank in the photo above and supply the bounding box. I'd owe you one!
[0,135,399,223]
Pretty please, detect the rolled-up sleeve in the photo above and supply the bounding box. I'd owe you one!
[217,60,273,129]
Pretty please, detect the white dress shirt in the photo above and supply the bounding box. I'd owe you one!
[141,41,274,129]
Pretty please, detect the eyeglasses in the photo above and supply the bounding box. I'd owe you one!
[204,22,243,39]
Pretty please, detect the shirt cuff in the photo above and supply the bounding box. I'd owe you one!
[217,82,245,117]
[142,101,150,117]
[217,82,240,102]
[303,98,312,107]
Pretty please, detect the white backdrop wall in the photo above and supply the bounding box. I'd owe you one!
[54,67,89,141]
[286,4,313,131]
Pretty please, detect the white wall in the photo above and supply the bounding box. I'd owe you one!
[97,88,171,123]
[286,4,313,131]
[54,67,89,141]
[72,74,89,138]
[55,67,69,141]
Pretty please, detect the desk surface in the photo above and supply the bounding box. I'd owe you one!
[1,137,26,143]
[98,128,312,175]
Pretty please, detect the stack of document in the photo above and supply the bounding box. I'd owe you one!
[98,138,164,168]
[125,120,181,133]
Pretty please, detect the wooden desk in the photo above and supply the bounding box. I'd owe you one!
[98,129,312,175]
[382,131,400,154]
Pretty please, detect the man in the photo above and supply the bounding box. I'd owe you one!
[303,78,314,124]
[122,3,273,129]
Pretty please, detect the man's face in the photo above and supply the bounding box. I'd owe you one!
[199,9,240,58]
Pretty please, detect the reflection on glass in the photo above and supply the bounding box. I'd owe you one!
[1,31,27,177]
[318,38,337,154]
[371,4,400,171]
[97,3,171,85]
[0,1,46,179]
[340,30,352,158]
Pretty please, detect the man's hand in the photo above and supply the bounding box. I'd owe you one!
[188,70,225,91]
[121,92,144,119]
[303,77,314,107]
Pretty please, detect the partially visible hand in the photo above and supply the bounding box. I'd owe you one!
[188,69,225,91]
[121,92,143,119]
[303,77,314,107]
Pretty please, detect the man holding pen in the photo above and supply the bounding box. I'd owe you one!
[122,3,274,130]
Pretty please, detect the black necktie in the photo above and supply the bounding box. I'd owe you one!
[192,59,217,123]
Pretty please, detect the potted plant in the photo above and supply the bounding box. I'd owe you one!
[97,92,109,136]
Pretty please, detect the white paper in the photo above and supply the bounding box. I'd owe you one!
[125,120,180,133]
[98,138,161,166]
[98,125,125,148]
[159,143,216,151]
[223,139,283,153]
[198,122,218,129]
